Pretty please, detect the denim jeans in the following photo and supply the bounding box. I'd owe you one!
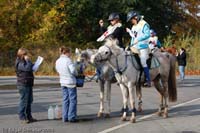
[17,85,33,120]
[62,86,77,122]
[179,65,185,80]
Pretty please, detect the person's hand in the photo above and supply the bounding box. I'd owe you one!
[126,28,131,33]
[133,39,138,44]
[99,19,104,27]
[24,55,29,61]
[176,50,179,56]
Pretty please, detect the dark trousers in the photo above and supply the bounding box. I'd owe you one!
[17,85,33,120]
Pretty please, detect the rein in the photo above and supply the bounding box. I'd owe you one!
[115,54,128,74]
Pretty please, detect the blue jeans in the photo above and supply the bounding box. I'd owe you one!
[17,85,33,120]
[62,86,77,122]
[179,65,185,80]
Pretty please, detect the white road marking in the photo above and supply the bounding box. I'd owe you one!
[98,97,200,133]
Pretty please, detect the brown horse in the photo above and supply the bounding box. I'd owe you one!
[162,46,177,56]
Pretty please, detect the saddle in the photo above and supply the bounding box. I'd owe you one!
[130,52,160,70]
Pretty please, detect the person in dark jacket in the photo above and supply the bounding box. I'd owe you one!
[176,48,187,80]
[97,13,125,49]
[15,48,37,124]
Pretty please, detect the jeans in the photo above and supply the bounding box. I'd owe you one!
[179,65,185,80]
[17,85,33,120]
[62,86,77,122]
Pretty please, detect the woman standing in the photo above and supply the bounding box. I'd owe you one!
[55,46,78,123]
[176,48,187,81]
[15,48,37,124]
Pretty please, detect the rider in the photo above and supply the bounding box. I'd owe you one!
[149,29,162,50]
[97,12,125,49]
[96,13,125,82]
[126,11,151,87]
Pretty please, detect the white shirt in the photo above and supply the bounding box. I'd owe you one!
[55,54,77,88]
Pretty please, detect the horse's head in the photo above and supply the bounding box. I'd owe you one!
[75,48,97,67]
[91,37,122,64]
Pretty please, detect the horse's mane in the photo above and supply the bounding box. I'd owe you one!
[104,37,123,56]
[163,46,177,56]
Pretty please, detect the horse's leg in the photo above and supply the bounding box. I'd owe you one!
[119,83,128,121]
[153,78,165,116]
[104,81,111,118]
[136,84,142,112]
[128,82,136,123]
[162,81,169,118]
[97,80,105,117]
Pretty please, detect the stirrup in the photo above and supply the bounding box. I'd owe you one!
[143,82,151,87]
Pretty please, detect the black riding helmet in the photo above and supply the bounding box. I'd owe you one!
[127,11,139,22]
[108,13,120,21]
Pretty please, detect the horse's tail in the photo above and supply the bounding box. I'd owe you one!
[168,54,177,102]
[136,71,142,97]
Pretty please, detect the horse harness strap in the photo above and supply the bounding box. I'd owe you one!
[115,54,128,74]
[113,53,141,75]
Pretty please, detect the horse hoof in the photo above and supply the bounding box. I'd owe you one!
[121,117,126,121]
[157,111,162,116]
[138,107,143,112]
[163,113,168,118]
[97,112,103,118]
[130,118,136,123]
[104,113,110,118]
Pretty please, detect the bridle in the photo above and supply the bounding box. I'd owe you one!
[96,45,113,62]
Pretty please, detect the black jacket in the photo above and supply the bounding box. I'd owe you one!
[100,26,125,49]
[15,58,34,86]
[177,52,186,66]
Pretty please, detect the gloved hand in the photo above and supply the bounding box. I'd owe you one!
[126,28,131,33]
[97,35,105,42]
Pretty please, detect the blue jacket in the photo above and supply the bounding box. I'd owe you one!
[130,19,150,49]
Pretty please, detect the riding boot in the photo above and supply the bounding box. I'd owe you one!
[95,68,101,82]
[143,67,151,87]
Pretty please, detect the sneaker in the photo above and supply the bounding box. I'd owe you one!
[20,119,30,124]
[28,118,37,122]
[68,119,79,123]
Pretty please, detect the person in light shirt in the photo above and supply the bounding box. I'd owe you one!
[55,46,78,123]
[126,11,151,87]
[148,29,162,50]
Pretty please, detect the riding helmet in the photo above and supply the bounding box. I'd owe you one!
[126,11,139,22]
[108,13,120,21]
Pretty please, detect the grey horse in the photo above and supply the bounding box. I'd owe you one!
[75,48,143,118]
[75,48,115,117]
[91,37,177,123]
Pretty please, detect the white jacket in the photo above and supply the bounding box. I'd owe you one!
[55,54,77,88]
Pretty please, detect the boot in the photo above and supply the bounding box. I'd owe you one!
[95,68,101,82]
[143,67,151,87]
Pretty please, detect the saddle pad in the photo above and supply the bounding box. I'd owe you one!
[150,56,160,69]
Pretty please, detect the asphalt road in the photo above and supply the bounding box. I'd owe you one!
[0,76,200,133]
